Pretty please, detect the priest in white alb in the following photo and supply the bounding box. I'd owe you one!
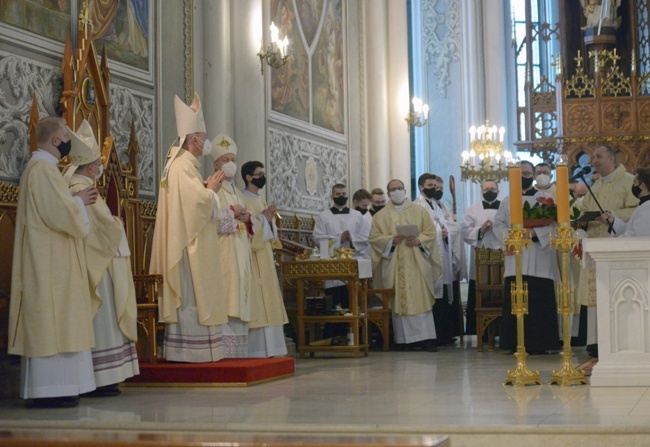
[241,160,289,357]
[65,120,139,395]
[9,117,99,407]
[150,93,237,363]
[369,179,442,352]
[210,134,256,358]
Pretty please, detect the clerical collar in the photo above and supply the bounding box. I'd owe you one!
[600,166,618,184]
[523,187,537,196]
[32,149,59,166]
[330,207,350,215]
[392,202,407,212]
[482,200,500,210]
[640,195,650,206]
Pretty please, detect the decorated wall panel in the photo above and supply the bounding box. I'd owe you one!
[0,0,156,195]
[0,55,62,181]
[268,128,347,214]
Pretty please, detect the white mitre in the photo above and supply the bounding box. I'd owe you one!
[161,92,207,185]
[175,92,206,138]
[64,119,101,181]
[210,133,238,162]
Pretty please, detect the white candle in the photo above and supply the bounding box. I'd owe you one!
[422,104,429,120]
[469,126,476,141]
[499,126,505,142]
[270,22,279,43]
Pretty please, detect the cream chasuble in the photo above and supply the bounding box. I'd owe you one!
[577,164,639,306]
[9,154,97,358]
[150,149,229,326]
[369,201,442,316]
[216,182,254,322]
[69,174,138,342]
[242,190,288,329]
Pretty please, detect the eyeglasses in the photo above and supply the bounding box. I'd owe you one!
[252,173,265,178]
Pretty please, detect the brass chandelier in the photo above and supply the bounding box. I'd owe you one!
[461,119,511,183]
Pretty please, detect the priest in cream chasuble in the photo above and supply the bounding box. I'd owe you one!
[66,119,139,389]
[575,146,638,350]
[210,134,256,358]
[369,179,442,347]
[9,117,99,404]
[150,93,235,363]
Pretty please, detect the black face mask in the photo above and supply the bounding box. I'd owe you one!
[521,176,534,190]
[483,191,498,202]
[632,184,643,198]
[251,176,266,189]
[431,190,444,201]
[57,140,72,158]
[355,207,369,215]
[333,196,348,207]
[423,187,437,199]
[371,205,384,214]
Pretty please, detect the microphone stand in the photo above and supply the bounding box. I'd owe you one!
[578,173,616,235]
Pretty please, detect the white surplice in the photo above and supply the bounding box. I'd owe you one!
[461,201,501,280]
[612,199,650,236]
[313,207,370,287]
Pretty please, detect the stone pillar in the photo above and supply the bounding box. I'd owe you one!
[200,0,264,190]
[583,238,650,387]
[231,0,265,191]
[364,0,391,191]
[386,0,411,189]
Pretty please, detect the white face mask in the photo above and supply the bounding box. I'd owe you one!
[95,164,104,180]
[535,173,551,189]
[389,189,406,204]
[201,138,212,157]
[221,161,237,178]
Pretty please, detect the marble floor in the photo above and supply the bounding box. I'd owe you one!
[1,339,650,447]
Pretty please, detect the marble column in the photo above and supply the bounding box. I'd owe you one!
[231,0,265,191]
[364,0,391,191]
[386,0,411,190]
[199,0,264,191]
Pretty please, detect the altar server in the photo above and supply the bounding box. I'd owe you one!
[494,161,561,353]
[603,167,650,237]
[242,161,289,357]
[460,179,502,335]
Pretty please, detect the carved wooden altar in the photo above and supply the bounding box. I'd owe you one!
[514,2,650,171]
[0,13,160,362]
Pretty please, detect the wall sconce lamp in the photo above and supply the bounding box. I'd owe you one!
[404,97,429,132]
[257,22,289,75]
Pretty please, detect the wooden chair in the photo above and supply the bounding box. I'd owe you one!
[475,247,505,351]
[366,287,392,351]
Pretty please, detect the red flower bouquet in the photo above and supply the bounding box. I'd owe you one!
[523,196,557,228]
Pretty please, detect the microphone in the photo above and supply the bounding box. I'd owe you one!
[569,166,592,182]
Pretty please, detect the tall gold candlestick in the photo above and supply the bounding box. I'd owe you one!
[503,224,541,387]
[550,223,588,386]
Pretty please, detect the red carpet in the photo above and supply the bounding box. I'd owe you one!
[125,358,294,386]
